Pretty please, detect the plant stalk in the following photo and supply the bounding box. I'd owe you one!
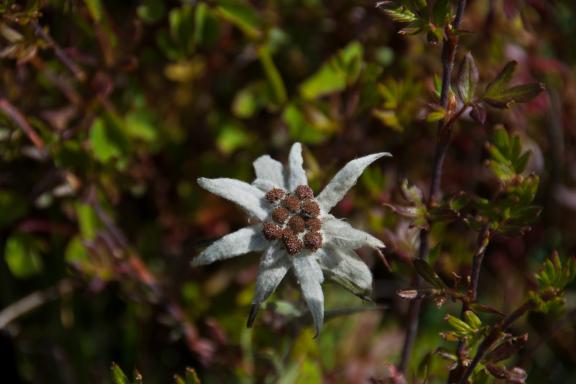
[449,226,491,383]
[399,0,468,374]
[456,292,556,384]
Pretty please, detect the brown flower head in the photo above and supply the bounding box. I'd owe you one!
[282,195,300,213]
[304,231,323,251]
[283,234,304,255]
[305,217,322,232]
[272,207,289,223]
[262,222,282,240]
[288,215,306,233]
[301,199,320,217]
[295,185,314,200]
[266,188,286,203]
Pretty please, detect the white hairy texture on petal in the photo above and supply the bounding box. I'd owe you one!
[191,225,268,266]
[197,177,269,220]
[292,254,324,335]
[252,245,290,304]
[252,178,277,192]
[316,152,392,212]
[253,155,286,189]
[322,215,385,250]
[317,245,372,299]
[287,143,307,191]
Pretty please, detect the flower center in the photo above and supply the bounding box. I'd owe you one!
[262,185,323,255]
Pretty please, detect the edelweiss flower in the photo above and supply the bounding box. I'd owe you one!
[193,143,391,334]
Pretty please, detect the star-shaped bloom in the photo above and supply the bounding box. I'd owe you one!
[193,143,391,334]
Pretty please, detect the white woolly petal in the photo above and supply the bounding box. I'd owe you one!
[316,152,392,212]
[317,245,372,299]
[198,177,269,220]
[322,215,385,250]
[252,246,290,304]
[191,225,268,266]
[292,254,324,335]
[287,143,307,191]
[247,246,290,327]
[253,155,286,189]
[252,178,277,192]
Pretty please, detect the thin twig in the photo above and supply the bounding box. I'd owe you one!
[469,226,491,302]
[0,98,46,151]
[450,226,491,382]
[457,291,556,384]
[399,0,468,374]
[31,21,86,82]
[0,280,73,329]
[86,191,215,363]
[457,309,529,384]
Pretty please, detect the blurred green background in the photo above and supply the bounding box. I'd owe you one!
[1,0,576,382]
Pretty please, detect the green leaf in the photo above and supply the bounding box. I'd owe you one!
[258,45,287,105]
[464,310,482,329]
[83,0,103,22]
[484,83,545,108]
[375,46,394,66]
[493,126,511,152]
[483,61,545,108]
[401,179,424,205]
[65,236,90,265]
[192,3,219,48]
[372,109,402,132]
[89,117,126,164]
[0,191,28,229]
[432,0,451,26]
[455,53,478,103]
[193,3,208,46]
[484,61,517,99]
[169,5,195,56]
[535,252,576,291]
[282,102,334,144]
[468,303,505,317]
[184,368,201,384]
[76,202,100,240]
[125,111,158,143]
[299,41,364,99]
[413,259,448,289]
[381,6,418,23]
[485,334,528,363]
[216,120,252,154]
[5,235,44,278]
[515,151,531,173]
[445,314,474,335]
[216,0,263,39]
[426,107,446,122]
[232,87,257,118]
[137,0,165,23]
[231,81,272,118]
[111,363,130,384]
[486,144,508,165]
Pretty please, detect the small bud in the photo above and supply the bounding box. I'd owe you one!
[262,222,282,240]
[265,188,286,203]
[301,199,320,217]
[294,185,314,200]
[281,227,295,241]
[283,232,304,255]
[288,215,305,233]
[282,195,300,213]
[272,207,289,224]
[398,290,419,299]
[305,217,322,231]
[304,231,323,251]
